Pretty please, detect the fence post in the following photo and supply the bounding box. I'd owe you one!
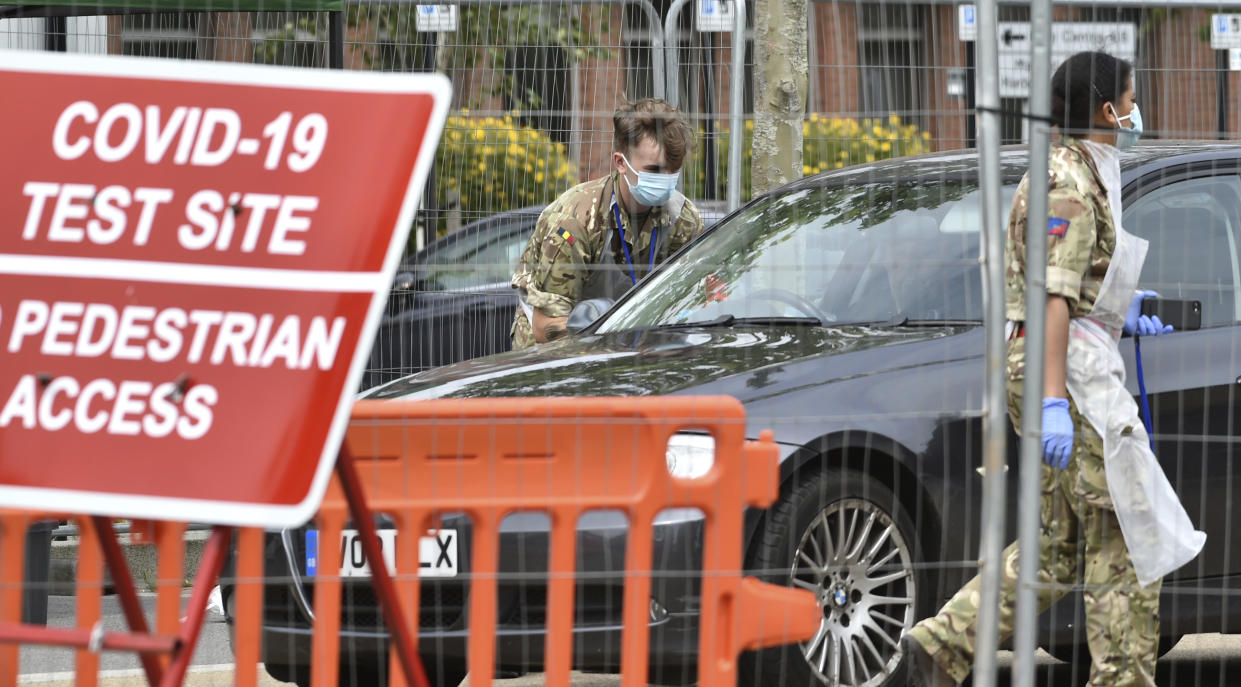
[1012,0,1053,684]
[972,0,1007,685]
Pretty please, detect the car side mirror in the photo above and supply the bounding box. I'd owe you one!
[566,298,615,333]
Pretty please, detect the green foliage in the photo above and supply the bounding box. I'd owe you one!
[683,114,934,202]
[253,6,614,110]
[436,112,577,234]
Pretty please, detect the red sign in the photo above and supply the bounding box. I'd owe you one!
[0,51,450,527]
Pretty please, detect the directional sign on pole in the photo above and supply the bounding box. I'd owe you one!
[997,22,1136,98]
[416,5,458,32]
[958,4,977,43]
[0,50,450,527]
[697,0,736,32]
[1212,14,1241,50]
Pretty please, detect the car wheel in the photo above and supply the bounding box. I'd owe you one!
[744,468,929,687]
[261,662,305,686]
[421,656,468,687]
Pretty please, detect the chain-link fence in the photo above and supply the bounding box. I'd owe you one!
[6,1,1241,686]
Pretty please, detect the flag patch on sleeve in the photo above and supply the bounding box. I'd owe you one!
[1047,217,1070,237]
[558,228,575,244]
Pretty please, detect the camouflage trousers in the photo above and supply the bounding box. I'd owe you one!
[510,309,535,350]
[907,374,1161,686]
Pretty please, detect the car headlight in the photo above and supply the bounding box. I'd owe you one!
[665,433,715,479]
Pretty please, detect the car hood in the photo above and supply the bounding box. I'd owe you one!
[364,324,974,403]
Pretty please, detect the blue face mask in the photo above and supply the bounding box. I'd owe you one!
[620,153,680,207]
[1113,103,1143,150]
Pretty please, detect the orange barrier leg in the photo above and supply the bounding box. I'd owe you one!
[233,527,264,687]
[336,448,429,687]
[93,515,165,685]
[160,526,232,687]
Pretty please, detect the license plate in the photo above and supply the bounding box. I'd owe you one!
[305,529,458,578]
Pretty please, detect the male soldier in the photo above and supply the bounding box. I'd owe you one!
[510,99,703,348]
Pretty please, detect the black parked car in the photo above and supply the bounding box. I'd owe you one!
[362,201,729,390]
[237,144,1241,687]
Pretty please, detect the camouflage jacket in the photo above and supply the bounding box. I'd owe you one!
[1005,136,1115,322]
[510,172,703,349]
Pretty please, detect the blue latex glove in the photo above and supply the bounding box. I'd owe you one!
[1134,314,1173,337]
[1123,290,1159,335]
[1042,397,1074,469]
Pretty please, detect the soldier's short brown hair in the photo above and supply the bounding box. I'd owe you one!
[613,99,694,171]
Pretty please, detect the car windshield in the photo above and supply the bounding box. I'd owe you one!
[598,180,1015,331]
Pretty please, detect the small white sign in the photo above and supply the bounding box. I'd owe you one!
[697,0,736,32]
[1231,48,1241,71]
[997,22,1136,98]
[958,4,977,43]
[1213,14,1241,50]
[416,4,458,32]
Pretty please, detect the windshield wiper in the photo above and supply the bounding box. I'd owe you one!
[654,314,736,329]
[652,314,824,330]
[731,316,823,327]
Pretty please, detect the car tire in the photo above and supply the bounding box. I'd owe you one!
[742,467,930,687]
[1044,632,1182,665]
[421,656,469,687]
[261,662,303,686]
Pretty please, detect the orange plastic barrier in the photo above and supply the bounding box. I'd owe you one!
[0,512,243,687]
[0,395,818,687]
[306,396,821,687]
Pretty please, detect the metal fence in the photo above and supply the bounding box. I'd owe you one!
[6,1,1241,686]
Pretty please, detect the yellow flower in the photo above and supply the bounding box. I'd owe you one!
[803,165,812,175]
[508,131,518,142]
[881,142,891,152]
[889,114,901,126]
[524,163,534,173]
[536,172,545,183]
[866,154,876,162]
[477,161,487,172]
[508,143,521,155]
[483,146,494,155]
[537,159,546,169]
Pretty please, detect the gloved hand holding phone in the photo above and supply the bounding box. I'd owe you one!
[1124,290,1174,336]
[1042,397,1074,469]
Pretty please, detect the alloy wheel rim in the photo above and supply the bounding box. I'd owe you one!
[790,497,916,687]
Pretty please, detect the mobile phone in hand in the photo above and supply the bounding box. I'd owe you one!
[1140,297,1202,331]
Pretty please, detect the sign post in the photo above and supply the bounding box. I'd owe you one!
[994,22,1136,98]
[0,50,451,528]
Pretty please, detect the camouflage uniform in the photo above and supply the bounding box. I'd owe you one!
[907,138,1161,686]
[510,172,703,349]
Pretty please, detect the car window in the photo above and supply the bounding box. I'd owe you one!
[597,181,1014,332]
[1125,175,1241,327]
[417,219,534,291]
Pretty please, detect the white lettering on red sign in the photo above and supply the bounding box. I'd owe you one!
[0,52,450,527]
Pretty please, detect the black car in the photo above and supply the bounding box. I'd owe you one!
[362,201,729,390]
[239,144,1241,687]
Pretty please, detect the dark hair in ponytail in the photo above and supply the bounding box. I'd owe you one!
[1050,51,1132,137]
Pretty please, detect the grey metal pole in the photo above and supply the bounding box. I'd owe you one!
[726,0,745,211]
[972,0,1008,684]
[663,0,690,107]
[1012,0,1052,683]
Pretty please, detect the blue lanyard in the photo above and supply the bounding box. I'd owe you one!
[611,195,659,286]
[1134,335,1156,451]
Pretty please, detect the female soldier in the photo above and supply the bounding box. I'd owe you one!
[902,51,1203,687]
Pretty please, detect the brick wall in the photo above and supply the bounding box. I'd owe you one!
[809,1,858,116]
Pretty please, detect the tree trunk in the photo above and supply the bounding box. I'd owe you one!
[751,0,807,196]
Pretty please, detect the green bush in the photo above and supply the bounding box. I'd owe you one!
[435,112,578,236]
[683,114,933,201]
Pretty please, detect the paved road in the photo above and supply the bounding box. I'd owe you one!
[16,592,1241,685]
